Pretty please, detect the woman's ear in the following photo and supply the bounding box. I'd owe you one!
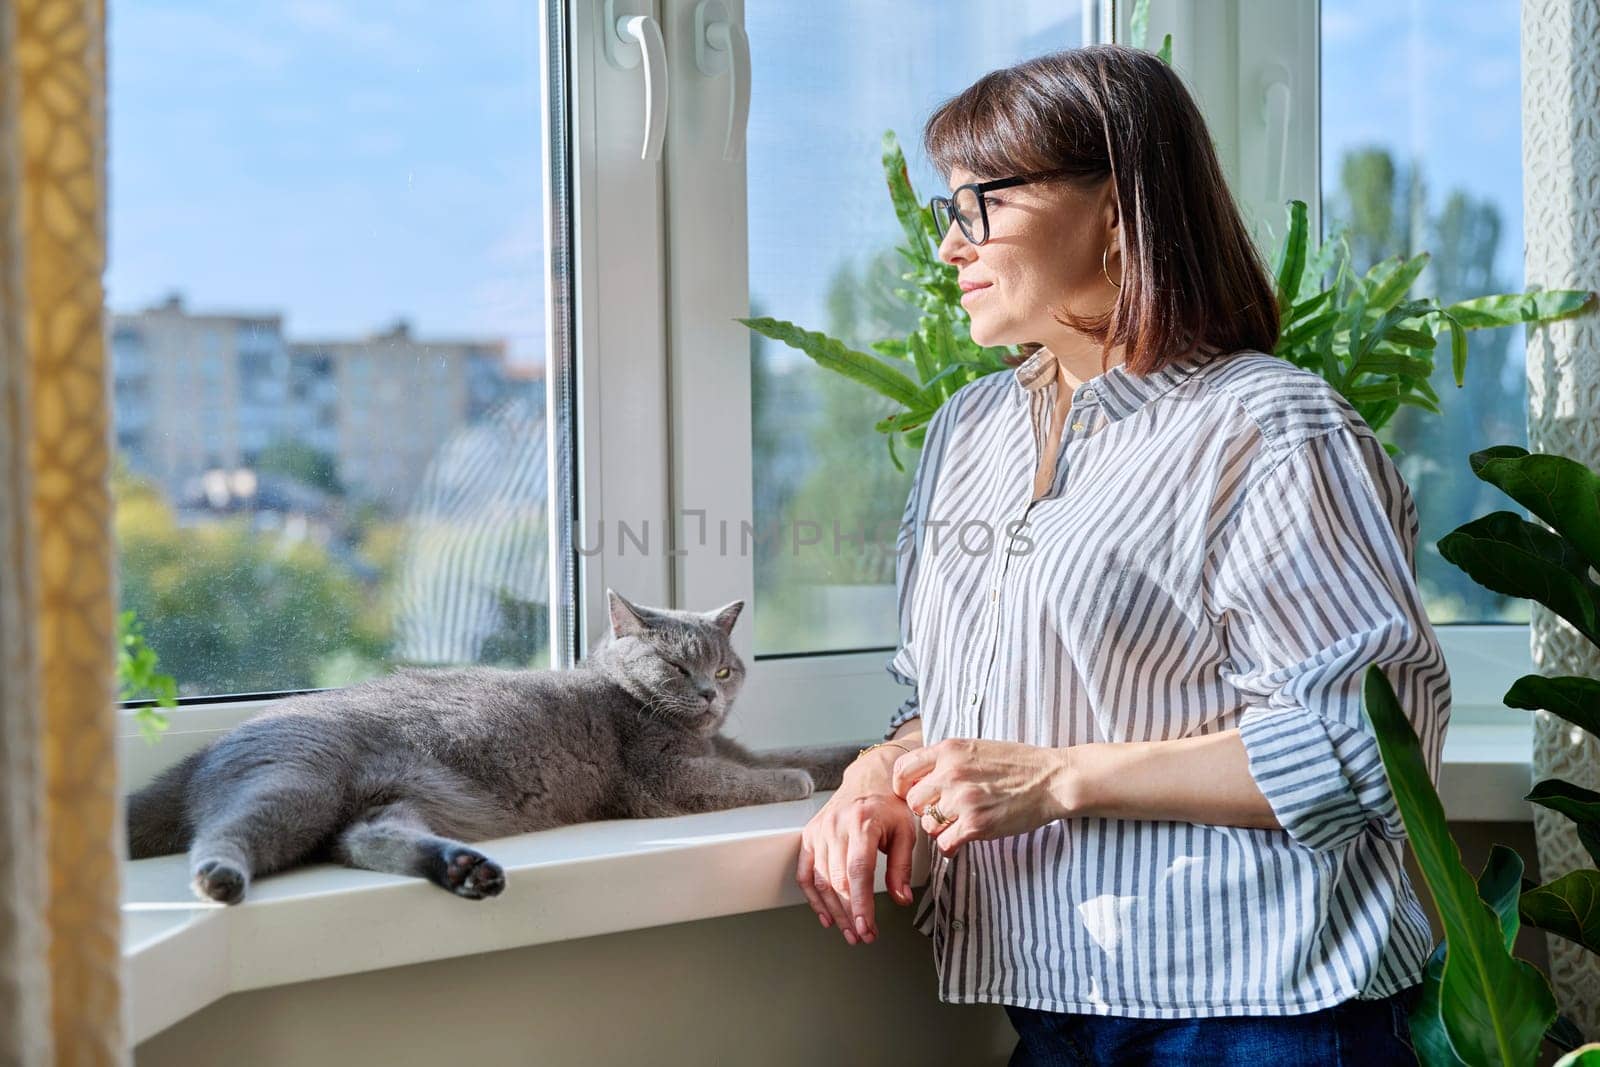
[1101,178,1121,258]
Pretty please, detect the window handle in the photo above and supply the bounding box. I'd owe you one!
[604,0,669,161]
[693,0,750,162]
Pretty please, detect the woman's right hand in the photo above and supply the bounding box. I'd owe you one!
[796,752,919,945]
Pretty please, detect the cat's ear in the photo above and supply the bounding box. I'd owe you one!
[607,588,650,639]
[705,598,744,638]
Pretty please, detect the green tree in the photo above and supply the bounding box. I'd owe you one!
[254,438,344,495]
[1327,145,1528,623]
[113,461,390,696]
[785,247,921,589]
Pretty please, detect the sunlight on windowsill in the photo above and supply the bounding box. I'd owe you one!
[121,716,1531,1045]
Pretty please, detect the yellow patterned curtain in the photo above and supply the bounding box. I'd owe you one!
[0,0,125,1063]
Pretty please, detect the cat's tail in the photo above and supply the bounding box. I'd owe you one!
[125,748,205,859]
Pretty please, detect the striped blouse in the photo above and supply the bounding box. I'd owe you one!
[881,345,1451,1018]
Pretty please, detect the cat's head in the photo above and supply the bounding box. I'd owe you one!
[590,588,747,736]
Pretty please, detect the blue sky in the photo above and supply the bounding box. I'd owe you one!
[108,1,545,363]
[1320,0,1522,285]
[108,1,1522,369]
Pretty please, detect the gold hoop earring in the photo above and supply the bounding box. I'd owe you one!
[1103,245,1122,290]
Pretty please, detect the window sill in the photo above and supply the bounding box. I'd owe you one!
[122,791,918,1044]
[122,717,1534,1045]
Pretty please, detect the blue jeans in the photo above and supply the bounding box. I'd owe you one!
[1004,985,1422,1066]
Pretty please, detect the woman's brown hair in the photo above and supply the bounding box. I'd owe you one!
[922,44,1279,375]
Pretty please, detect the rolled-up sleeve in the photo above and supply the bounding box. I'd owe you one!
[883,398,957,741]
[1203,426,1451,852]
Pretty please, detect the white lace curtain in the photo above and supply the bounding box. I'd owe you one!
[1523,0,1600,1036]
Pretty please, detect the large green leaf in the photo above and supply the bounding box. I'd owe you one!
[1436,511,1600,647]
[1478,844,1528,947]
[1279,308,1340,349]
[1302,229,1346,295]
[1525,779,1600,869]
[1446,290,1595,329]
[1411,944,1465,1067]
[912,362,968,406]
[738,316,923,408]
[1287,284,1338,323]
[1464,446,1600,574]
[1384,326,1438,350]
[1432,310,1469,387]
[1503,674,1600,744]
[1363,665,1556,1065]
[1275,201,1309,315]
[1521,870,1600,955]
[1368,253,1432,314]
[927,319,961,401]
[1353,349,1435,380]
[1411,845,1527,1067]
[1130,0,1150,47]
[882,132,935,267]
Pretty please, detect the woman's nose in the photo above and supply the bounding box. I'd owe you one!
[938,223,972,265]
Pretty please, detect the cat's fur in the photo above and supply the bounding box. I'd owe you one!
[126,589,864,905]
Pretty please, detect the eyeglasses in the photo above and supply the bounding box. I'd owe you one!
[928,169,1073,246]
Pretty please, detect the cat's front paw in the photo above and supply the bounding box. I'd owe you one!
[776,768,815,800]
[435,845,506,900]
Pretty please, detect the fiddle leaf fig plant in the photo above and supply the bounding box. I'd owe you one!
[1363,666,1558,1066]
[1360,444,1600,1065]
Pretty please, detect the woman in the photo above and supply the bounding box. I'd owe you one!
[796,45,1447,1065]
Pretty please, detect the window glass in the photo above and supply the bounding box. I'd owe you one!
[110,1,559,698]
[747,5,1089,654]
[1321,0,1526,623]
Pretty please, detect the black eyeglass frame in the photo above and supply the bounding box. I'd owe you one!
[927,168,1077,246]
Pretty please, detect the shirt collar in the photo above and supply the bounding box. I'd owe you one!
[1012,345,1226,422]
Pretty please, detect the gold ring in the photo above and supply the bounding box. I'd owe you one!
[925,804,949,825]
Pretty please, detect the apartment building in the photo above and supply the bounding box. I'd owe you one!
[111,292,536,512]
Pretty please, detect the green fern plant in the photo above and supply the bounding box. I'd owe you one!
[737,131,1016,473]
[737,131,1592,469]
[117,607,176,743]
[1269,201,1592,456]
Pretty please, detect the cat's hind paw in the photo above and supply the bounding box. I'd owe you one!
[433,845,506,900]
[191,859,248,905]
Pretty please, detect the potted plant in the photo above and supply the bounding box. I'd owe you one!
[1365,444,1600,1065]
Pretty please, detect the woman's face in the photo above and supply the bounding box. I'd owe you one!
[938,166,1120,351]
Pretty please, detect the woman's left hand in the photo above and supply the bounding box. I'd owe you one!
[890,738,1081,856]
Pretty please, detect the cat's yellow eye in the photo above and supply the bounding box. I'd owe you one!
[714,667,731,679]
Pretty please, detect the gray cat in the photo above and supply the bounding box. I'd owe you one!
[126,589,864,905]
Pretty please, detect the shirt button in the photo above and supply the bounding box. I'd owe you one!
[969,692,978,705]
[989,587,998,601]
[1079,387,1095,402]
[1071,421,1085,431]
[951,919,966,930]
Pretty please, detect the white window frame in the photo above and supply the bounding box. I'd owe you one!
[116,7,1538,1041]
[119,0,681,769]
[120,0,1538,774]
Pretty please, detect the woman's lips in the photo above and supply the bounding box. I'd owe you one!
[961,283,991,302]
